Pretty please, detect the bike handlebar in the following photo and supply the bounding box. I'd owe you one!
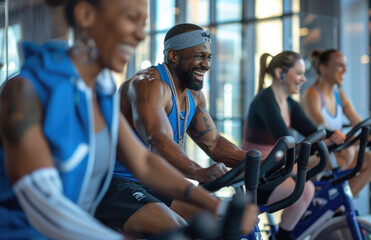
[245,150,261,204]
[331,126,370,186]
[293,129,329,181]
[328,117,371,152]
[222,192,252,240]
[201,158,246,192]
[267,141,311,213]
[259,136,295,178]
[302,129,327,145]
[305,140,329,181]
[258,147,295,191]
[149,212,219,240]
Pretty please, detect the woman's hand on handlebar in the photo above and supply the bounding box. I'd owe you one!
[324,129,346,146]
[195,163,229,183]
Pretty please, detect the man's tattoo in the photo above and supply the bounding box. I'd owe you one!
[189,106,216,139]
[0,80,41,143]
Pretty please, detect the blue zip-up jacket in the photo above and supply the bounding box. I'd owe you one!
[113,63,196,182]
[0,41,119,239]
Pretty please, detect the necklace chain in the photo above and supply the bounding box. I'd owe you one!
[164,63,190,148]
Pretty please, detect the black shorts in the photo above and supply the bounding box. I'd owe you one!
[257,187,274,205]
[95,177,173,229]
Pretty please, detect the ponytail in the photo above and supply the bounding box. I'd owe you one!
[308,49,322,75]
[258,53,272,93]
[309,49,338,76]
[258,51,302,93]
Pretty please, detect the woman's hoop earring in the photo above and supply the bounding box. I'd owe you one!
[71,30,98,64]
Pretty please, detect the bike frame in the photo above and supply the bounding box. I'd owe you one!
[292,168,363,240]
[242,168,364,240]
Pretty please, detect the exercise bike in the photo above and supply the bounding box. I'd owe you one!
[203,132,323,240]
[263,121,371,240]
[289,118,371,240]
[149,149,261,240]
[151,131,325,239]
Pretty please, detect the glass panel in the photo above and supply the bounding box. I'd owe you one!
[156,0,175,31]
[299,13,338,93]
[145,0,151,32]
[215,24,242,120]
[255,19,283,93]
[202,70,210,110]
[291,14,301,101]
[292,0,300,13]
[155,33,166,65]
[215,119,243,149]
[292,14,300,53]
[0,2,5,84]
[4,0,64,83]
[216,0,242,22]
[186,0,210,26]
[185,136,210,168]
[0,24,21,84]
[135,35,151,71]
[255,0,282,19]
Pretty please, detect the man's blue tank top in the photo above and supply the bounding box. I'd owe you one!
[114,63,196,181]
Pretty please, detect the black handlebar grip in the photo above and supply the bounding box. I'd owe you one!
[267,141,311,213]
[304,129,326,144]
[297,141,310,170]
[331,127,370,186]
[329,117,371,152]
[260,136,295,178]
[283,147,295,175]
[222,193,250,240]
[149,212,219,240]
[345,117,371,140]
[182,213,220,240]
[201,160,245,192]
[245,150,261,204]
[306,140,329,181]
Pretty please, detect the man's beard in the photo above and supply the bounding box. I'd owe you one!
[185,75,203,91]
[175,65,204,91]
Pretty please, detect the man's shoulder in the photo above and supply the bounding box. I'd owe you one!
[120,68,172,105]
[123,67,169,91]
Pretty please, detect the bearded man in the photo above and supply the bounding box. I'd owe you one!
[96,23,257,237]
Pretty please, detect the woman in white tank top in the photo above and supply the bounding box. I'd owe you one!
[301,49,371,197]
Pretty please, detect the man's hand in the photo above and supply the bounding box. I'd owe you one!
[195,163,229,183]
[240,204,259,234]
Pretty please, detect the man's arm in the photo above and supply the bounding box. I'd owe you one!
[187,91,246,168]
[121,70,227,183]
[115,113,220,213]
[116,112,258,235]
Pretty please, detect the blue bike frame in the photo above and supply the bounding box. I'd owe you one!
[241,168,363,240]
[292,168,363,240]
